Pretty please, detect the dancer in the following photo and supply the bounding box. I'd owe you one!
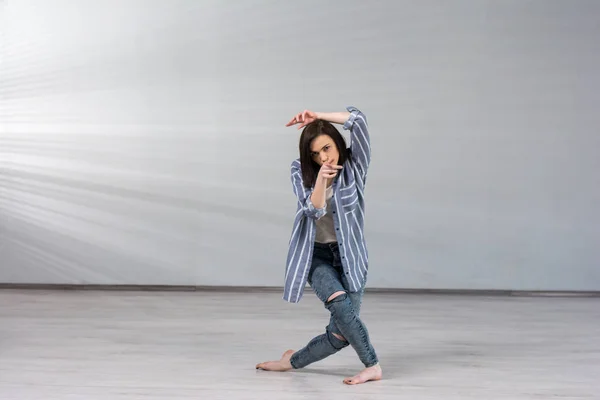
[256,106,382,385]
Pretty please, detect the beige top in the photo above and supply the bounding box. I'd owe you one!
[315,185,337,244]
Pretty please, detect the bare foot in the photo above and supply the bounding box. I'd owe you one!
[343,364,382,385]
[255,350,295,372]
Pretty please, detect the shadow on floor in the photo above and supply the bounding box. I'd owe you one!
[294,346,487,380]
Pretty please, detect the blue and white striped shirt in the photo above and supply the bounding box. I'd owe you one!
[283,106,371,303]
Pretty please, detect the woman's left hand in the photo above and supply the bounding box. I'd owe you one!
[286,110,318,129]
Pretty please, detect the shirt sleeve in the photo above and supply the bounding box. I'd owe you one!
[343,106,371,179]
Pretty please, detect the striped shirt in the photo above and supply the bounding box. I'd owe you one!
[283,106,371,303]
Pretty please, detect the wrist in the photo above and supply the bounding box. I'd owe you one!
[315,175,327,186]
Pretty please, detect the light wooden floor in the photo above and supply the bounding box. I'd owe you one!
[1,289,599,399]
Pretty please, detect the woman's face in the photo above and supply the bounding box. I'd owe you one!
[310,134,339,167]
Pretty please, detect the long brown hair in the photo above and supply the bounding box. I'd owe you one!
[298,120,350,188]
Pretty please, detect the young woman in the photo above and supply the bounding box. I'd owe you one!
[256,106,382,385]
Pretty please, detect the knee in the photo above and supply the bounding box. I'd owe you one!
[328,331,348,350]
[327,291,346,303]
[325,291,356,324]
[327,329,348,350]
[332,332,346,342]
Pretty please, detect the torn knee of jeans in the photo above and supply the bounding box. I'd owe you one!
[332,332,346,342]
[327,329,348,349]
[326,291,348,305]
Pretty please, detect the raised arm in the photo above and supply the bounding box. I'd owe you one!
[341,106,370,176]
[314,107,371,177]
[285,105,371,179]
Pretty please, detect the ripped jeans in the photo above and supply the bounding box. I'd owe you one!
[289,242,379,369]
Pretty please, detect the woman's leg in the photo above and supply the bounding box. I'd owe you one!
[256,247,352,371]
[254,284,380,384]
[312,244,381,384]
[287,262,363,369]
[290,258,379,375]
[318,288,379,369]
[324,290,382,385]
[256,245,381,384]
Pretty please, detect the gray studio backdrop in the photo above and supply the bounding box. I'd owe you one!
[1,1,599,291]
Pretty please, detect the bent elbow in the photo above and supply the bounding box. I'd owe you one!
[304,208,326,220]
[302,198,327,220]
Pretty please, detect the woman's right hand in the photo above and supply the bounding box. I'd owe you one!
[311,163,343,208]
[317,163,343,182]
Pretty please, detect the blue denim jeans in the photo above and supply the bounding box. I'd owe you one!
[289,242,379,369]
